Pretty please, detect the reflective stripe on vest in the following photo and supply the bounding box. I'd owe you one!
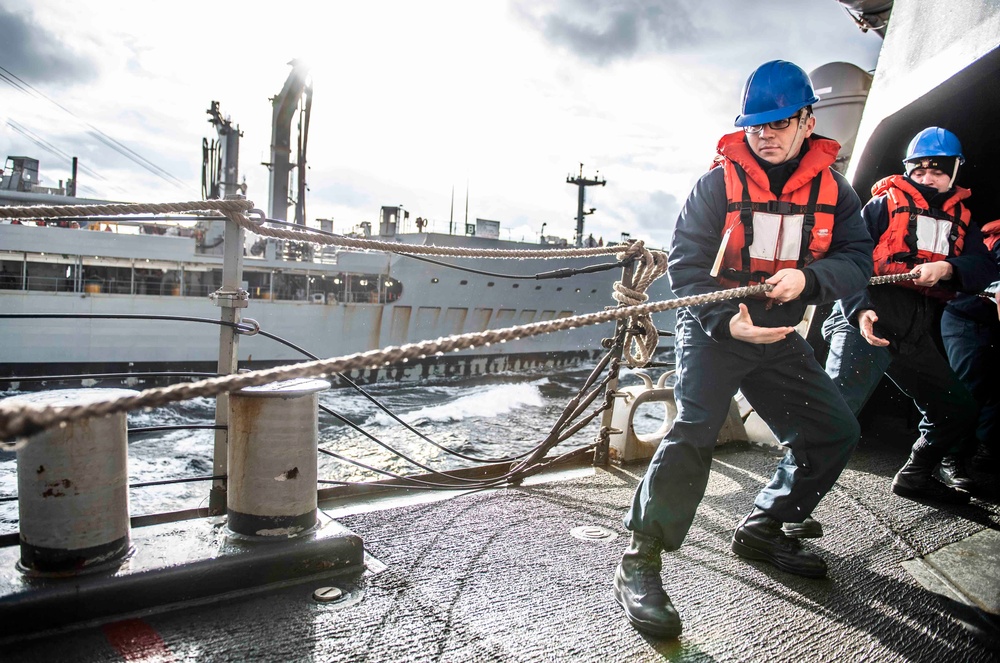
[870,174,971,298]
[871,175,969,274]
[714,134,839,290]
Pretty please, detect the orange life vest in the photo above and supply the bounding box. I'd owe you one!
[870,174,971,296]
[980,218,1000,253]
[711,132,841,291]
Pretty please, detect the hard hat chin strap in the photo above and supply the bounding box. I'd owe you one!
[780,110,810,164]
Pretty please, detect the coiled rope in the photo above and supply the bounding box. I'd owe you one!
[610,243,669,367]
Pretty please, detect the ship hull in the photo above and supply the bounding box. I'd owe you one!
[0,224,675,387]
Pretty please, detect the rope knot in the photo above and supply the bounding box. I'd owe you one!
[612,246,669,368]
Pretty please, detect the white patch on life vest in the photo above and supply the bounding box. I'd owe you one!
[915,214,952,256]
[748,212,804,262]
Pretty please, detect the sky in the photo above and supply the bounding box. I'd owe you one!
[0,0,882,248]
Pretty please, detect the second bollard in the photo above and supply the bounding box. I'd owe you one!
[227,378,330,538]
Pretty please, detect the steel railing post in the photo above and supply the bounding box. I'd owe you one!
[594,257,636,466]
[208,198,249,515]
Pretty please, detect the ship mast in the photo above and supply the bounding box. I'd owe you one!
[205,101,242,200]
[566,163,605,247]
[266,60,311,223]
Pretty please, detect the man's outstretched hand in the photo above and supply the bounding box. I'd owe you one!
[858,309,890,347]
[729,303,794,344]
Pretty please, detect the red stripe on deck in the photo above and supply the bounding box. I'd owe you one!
[102,618,175,662]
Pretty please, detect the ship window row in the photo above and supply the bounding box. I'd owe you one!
[435,278,598,294]
[0,256,403,304]
[2,255,603,301]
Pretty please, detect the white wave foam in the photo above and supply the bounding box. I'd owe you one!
[367,380,547,426]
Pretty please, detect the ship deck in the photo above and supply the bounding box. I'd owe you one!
[2,416,998,662]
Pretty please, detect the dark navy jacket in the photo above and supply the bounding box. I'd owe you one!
[841,178,998,323]
[944,223,1000,324]
[668,142,873,340]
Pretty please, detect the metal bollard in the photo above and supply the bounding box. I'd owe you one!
[7,388,136,576]
[227,378,329,538]
[607,371,748,463]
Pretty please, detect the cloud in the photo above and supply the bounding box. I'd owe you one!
[512,0,701,65]
[512,0,881,75]
[0,7,98,85]
[626,189,681,241]
[584,188,680,249]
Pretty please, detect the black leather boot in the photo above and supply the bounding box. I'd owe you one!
[892,439,971,504]
[781,516,824,539]
[613,532,682,638]
[732,507,827,578]
[972,444,998,474]
[935,454,976,493]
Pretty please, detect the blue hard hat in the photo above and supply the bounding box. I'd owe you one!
[734,60,820,127]
[903,127,965,165]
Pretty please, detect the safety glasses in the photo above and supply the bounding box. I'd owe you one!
[743,110,809,134]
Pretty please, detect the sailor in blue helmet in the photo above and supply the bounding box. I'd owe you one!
[613,60,873,638]
[821,127,998,504]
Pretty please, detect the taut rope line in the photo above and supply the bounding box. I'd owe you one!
[0,274,917,444]
[0,199,634,260]
[1,198,669,367]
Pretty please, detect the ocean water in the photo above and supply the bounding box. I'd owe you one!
[0,364,671,535]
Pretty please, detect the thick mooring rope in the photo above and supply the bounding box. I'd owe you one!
[0,199,253,219]
[0,283,768,443]
[0,274,919,444]
[0,199,919,442]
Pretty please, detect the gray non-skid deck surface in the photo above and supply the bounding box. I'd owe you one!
[4,439,999,662]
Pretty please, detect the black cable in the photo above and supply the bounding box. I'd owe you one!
[319,405,523,483]
[0,313,255,332]
[0,474,228,503]
[253,323,612,471]
[129,425,225,435]
[318,448,509,489]
[0,308,612,494]
[510,325,628,473]
[317,478,499,493]
[319,441,597,491]
[397,251,626,280]
[129,475,225,489]
[253,327,532,464]
[252,215,627,279]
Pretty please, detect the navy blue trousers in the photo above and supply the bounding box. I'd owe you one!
[625,308,860,551]
[823,298,977,454]
[941,308,999,451]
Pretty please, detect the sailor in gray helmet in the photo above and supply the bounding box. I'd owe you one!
[613,60,873,638]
